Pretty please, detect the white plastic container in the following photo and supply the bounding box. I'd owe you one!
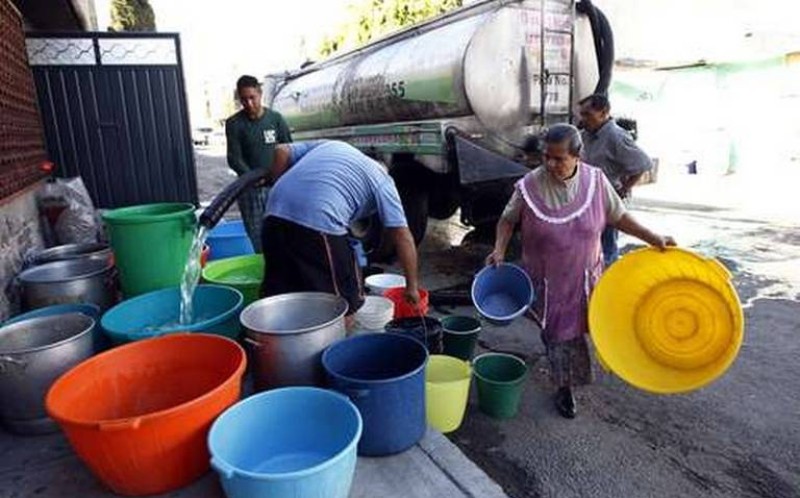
[365,273,406,296]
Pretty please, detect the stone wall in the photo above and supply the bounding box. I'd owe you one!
[0,188,44,320]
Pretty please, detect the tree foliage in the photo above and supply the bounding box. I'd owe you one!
[110,0,156,32]
[319,0,463,58]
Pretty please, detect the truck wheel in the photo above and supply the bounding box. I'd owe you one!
[398,185,429,246]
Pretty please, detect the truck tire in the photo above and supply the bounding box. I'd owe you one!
[391,159,430,246]
[397,184,428,245]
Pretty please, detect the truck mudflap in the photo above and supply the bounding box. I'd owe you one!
[453,134,530,185]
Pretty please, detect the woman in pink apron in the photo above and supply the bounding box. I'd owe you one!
[486,124,675,419]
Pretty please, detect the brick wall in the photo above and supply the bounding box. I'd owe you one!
[0,0,47,320]
[0,0,48,200]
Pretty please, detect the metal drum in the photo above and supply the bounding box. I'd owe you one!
[18,258,117,312]
[241,293,348,391]
[0,313,95,434]
[29,243,112,267]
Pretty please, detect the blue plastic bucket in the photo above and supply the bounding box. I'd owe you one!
[101,284,243,344]
[471,263,535,326]
[322,333,427,456]
[207,220,255,260]
[3,303,107,351]
[209,387,361,498]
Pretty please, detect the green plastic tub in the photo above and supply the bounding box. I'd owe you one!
[201,254,264,306]
[102,203,196,297]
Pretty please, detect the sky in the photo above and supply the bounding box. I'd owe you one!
[93,0,800,127]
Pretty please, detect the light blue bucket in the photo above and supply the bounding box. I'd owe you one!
[100,284,243,344]
[209,387,361,498]
[471,263,535,326]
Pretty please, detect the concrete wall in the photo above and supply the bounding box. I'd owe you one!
[0,188,44,321]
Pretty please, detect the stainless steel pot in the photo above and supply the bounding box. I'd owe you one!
[18,258,117,312]
[241,292,348,391]
[30,243,112,266]
[0,313,95,434]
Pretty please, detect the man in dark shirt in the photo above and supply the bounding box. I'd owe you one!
[225,75,292,252]
[579,94,653,266]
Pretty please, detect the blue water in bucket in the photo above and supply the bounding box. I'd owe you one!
[209,387,361,498]
[471,263,535,326]
[101,284,243,344]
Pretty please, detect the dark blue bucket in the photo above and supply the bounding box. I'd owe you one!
[471,263,535,326]
[322,333,428,456]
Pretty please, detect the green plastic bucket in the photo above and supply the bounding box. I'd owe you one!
[473,353,527,419]
[102,203,196,297]
[441,316,481,360]
[201,254,264,306]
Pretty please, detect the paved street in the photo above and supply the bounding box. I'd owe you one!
[194,147,800,498]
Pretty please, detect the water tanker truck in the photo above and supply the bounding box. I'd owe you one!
[266,0,616,251]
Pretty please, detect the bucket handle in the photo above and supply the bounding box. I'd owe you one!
[242,337,262,348]
[0,355,27,373]
[344,388,370,399]
[211,457,237,480]
[98,418,142,431]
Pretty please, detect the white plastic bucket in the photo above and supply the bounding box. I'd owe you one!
[354,296,395,331]
[365,274,406,296]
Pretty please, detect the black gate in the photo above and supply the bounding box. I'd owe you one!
[26,32,198,208]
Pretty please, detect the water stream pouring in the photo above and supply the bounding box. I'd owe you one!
[180,168,270,325]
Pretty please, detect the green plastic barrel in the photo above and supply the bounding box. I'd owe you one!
[201,254,264,306]
[473,353,528,419]
[441,316,481,360]
[102,203,196,297]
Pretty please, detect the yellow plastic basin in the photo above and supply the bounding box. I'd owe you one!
[425,355,471,433]
[589,247,744,394]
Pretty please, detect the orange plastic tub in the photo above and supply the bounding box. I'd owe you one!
[45,334,246,496]
[383,287,429,319]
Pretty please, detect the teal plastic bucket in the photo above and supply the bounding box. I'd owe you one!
[102,203,196,297]
[100,285,243,344]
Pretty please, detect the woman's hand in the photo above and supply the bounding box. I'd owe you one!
[653,235,677,250]
[485,249,505,267]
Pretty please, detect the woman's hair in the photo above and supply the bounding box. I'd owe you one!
[544,124,582,156]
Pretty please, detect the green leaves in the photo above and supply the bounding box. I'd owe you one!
[318,0,462,58]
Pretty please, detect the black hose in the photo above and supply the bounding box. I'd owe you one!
[198,168,269,229]
[594,8,615,96]
[576,0,615,96]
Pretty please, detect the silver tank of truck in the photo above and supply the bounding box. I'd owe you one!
[270,0,591,141]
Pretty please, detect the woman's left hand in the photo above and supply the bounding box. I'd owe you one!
[654,235,677,250]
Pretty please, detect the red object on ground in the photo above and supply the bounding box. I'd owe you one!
[384,287,430,319]
[45,334,246,496]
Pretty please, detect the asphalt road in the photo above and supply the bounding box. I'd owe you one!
[196,147,800,498]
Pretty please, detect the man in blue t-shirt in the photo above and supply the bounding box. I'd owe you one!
[260,140,421,321]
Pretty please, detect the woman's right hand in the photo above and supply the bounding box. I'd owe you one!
[485,249,505,267]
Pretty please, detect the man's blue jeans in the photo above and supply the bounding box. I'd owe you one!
[601,225,619,267]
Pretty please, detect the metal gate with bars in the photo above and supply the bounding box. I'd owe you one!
[25,32,198,209]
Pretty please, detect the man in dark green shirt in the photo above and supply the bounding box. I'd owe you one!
[225,75,292,252]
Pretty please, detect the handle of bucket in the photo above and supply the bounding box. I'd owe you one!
[344,388,370,399]
[0,355,27,373]
[242,337,263,348]
[211,457,237,480]
[98,418,142,431]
